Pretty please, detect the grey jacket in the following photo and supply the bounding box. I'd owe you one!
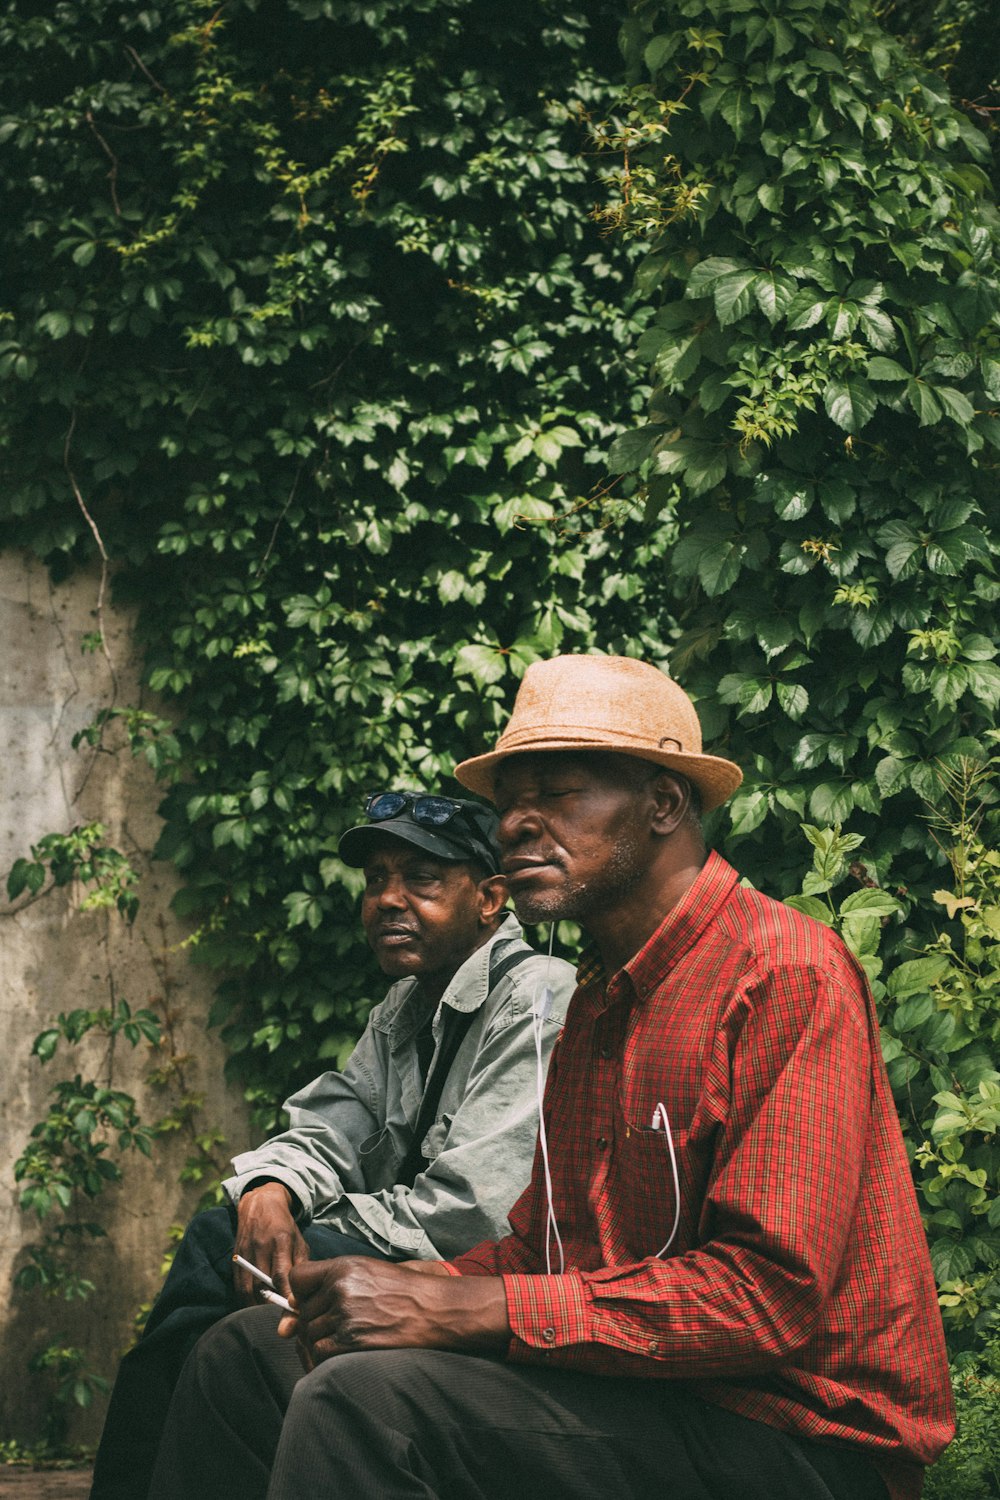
[224,914,575,1260]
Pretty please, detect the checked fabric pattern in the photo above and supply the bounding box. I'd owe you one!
[451,852,955,1500]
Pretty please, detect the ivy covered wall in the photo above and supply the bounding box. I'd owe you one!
[0,0,669,1116]
[604,0,1000,1373]
[2,0,1000,1467]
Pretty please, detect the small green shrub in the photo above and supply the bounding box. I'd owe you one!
[925,1336,1000,1499]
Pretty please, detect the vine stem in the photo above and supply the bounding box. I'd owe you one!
[64,410,118,707]
[84,111,122,219]
[256,463,304,578]
[62,409,121,810]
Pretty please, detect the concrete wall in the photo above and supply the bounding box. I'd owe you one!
[0,551,248,1445]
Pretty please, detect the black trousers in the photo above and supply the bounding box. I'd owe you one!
[147,1306,889,1500]
[89,1207,389,1500]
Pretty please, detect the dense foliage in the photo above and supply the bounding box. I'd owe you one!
[3,0,1000,1458]
[0,0,668,1116]
[606,0,1000,1351]
[611,0,1000,896]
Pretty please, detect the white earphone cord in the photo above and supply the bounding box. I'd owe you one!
[651,1102,682,1257]
[534,929,680,1272]
[533,924,564,1276]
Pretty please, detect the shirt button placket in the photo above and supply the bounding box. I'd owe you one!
[593,1025,616,1179]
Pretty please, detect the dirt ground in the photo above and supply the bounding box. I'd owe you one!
[0,1471,92,1498]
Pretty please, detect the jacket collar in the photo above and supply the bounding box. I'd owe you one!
[384,911,526,1042]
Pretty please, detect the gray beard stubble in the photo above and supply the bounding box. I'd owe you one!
[512,826,647,927]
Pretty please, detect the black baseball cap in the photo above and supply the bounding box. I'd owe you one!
[338,791,501,875]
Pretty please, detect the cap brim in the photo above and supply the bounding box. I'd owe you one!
[454,740,743,813]
[338,820,501,872]
[338,822,468,869]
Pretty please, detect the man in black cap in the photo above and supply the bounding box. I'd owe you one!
[90,789,574,1500]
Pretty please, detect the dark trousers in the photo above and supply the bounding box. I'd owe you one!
[147,1305,889,1500]
[89,1207,389,1500]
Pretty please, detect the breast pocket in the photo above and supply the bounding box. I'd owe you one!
[610,1116,688,1262]
[358,1126,400,1191]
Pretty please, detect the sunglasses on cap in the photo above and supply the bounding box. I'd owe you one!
[364,791,473,828]
[361,790,500,873]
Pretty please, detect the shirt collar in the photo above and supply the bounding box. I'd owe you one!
[575,851,740,1003]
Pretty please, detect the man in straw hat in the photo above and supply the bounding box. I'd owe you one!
[148,656,954,1500]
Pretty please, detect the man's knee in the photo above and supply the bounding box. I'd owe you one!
[287,1348,476,1435]
[194,1303,281,1366]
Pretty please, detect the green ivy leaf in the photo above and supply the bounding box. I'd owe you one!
[283,891,324,931]
[823,376,877,433]
[728,788,769,835]
[454,643,507,688]
[784,894,834,924]
[776,681,808,720]
[713,269,758,326]
[809,781,856,822]
[930,1238,975,1283]
[907,379,943,426]
[607,425,660,474]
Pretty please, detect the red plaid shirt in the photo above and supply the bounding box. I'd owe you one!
[451,853,955,1499]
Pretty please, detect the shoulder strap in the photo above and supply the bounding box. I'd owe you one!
[486,939,535,990]
[394,941,536,1188]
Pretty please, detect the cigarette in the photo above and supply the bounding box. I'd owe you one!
[233,1253,275,1289]
[259,1287,293,1312]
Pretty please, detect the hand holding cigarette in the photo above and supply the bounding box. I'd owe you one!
[231,1182,309,1306]
[275,1256,510,1367]
[232,1254,294,1312]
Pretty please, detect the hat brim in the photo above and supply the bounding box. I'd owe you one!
[338,822,486,870]
[454,739,743,813]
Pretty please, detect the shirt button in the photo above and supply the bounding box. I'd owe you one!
[648,1340,659,1354]
[541,1327,556,1344]
[599,1045,612,1059]
[596,1136,608,1149]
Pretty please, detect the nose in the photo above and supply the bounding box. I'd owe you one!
[497,799,541,851]
[375,875,407,910]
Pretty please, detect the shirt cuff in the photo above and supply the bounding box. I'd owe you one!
[224,1173,305,1219]
[502,1272,592,1355]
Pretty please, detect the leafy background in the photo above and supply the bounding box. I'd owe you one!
[2,0,1000,1483]
[1,0,669,1116]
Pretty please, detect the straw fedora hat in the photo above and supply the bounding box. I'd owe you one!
[454,655,743,812]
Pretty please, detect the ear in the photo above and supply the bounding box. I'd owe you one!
[476,874,509,924]
[649,772,693,837]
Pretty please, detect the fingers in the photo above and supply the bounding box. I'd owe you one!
[230,1254,260,1308]
[233,1183,303,1304]
[283,1259,360,1359]
[276,1310,299,1340]
[232,1235,272,1307]
[266,1227,304,1297]
[286,1254,340,1310]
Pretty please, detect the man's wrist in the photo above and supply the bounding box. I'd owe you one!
[436,1274,511,1351]
[241,1178,298,1213]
